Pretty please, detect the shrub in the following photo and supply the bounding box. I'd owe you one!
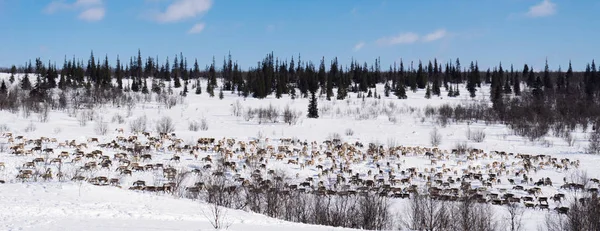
[94,119,109,136]
[588,130,600,154]
[345,128,355,136]
[111,113,125,124]
[200,118,209,131]
[283,105,301,125]
[0,124,9,133]
[24,121,36,133]
[430,127,442,147]
[129,115,147,133]
[231,100,243,117]
[188,120,200,131]
[155,116,175,134]
[467,128,486,143]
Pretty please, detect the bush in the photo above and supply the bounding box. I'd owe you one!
[188,120,200,131]
[155,116,175,134]
[283,105,301,125]
[430,127,442,147]
[94,119,109,136]
[200,118,209,131]
[345,128,355,136]
[588,130,600,154]
[111,113,125,124]
[243,107,255,122]
[327,132,342,141]
[467,128,486,143]
[231,100,243,117]
[24,121,36,133]
[454,141,470,155]
[129,115,147,133]
[563,131,575,147]
[0,124,9,133]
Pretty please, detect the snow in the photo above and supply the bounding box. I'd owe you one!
[0,72,598,230]
[0,183,353,231]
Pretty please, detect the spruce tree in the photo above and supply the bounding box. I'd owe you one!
[384,82,390,97]
[131,79,140,92]
[0,80,7,94]
[207,84,214,97]
[394,79,407,99]
[566,61,573,93]
[307,92,319,118]
[543,59,553,90]
[219,88,224,100]
[425,84,431,99]
[195,80,202,95]
[182,82,188,96]
[20,73,32,90]
[9,65,16,84]
[142,79,149,94]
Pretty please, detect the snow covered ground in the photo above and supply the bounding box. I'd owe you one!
[0,73,599,230]
[0,182,354,231]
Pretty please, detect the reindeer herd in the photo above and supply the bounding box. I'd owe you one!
[0,130,596,215]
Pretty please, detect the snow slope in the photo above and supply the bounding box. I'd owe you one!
[0,182,354,231]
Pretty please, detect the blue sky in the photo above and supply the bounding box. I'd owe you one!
[0,0,598,71]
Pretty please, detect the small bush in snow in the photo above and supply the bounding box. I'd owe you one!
[24,121,36,133]
[155,116,176,134]
[94,119,109,136]
[200,118,209,131]
[231,100,243,117]
[345,128,355,136]
[327,132,342,142]
[111,113,125,124]
[454,141,470,155]
[588,130,600,154]
[467,128,486,143]
[388,114,398,124]
[78,112,88,127]
[188,120,200,131]
[129,115,147,133]
[0,124,9,133]
[430,127,442,147]
[563,132,575,147]
[387,137,397,149]
[283,105,301,125]
[243,107,255,122]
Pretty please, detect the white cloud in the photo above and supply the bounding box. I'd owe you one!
[44,0,105,21]
[353,42,365,52]
[155,0,212,23]
[422,29,447,42]
[526,0,556,18]
[78,7,105,21]
[376,29,450,46]
[376,32,419,46]
[188,22,206,34]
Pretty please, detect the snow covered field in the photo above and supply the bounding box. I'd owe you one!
[0,73,599,230]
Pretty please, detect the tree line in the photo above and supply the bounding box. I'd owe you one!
[2,50,600,144]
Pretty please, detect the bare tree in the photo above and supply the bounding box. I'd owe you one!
[202,202,232,230]
[505,202,524,231]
